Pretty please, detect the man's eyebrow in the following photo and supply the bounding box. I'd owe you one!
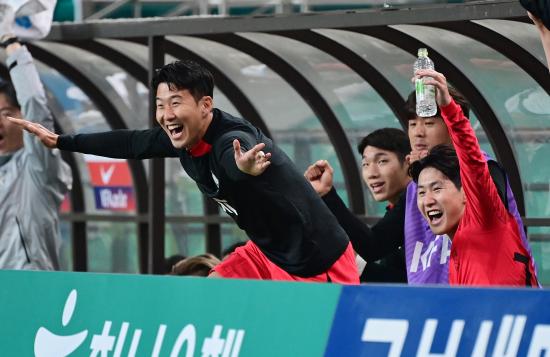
[156,94,183,101]
[363,152,388,160]
[428,180,443,188]
[418,180,443,190]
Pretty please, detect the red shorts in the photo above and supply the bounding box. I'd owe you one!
[213,240,359,284]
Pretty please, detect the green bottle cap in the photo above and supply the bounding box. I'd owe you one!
[418,48,428,57]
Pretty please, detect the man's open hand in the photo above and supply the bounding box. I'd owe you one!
[7,116,58,148]
[233,139,271,176]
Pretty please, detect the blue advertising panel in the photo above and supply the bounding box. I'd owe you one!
[325,285,550,357]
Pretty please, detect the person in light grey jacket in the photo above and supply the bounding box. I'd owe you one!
[0,35,72,269]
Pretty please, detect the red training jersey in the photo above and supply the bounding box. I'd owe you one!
[441,100,538,286]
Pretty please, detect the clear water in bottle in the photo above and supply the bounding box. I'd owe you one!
[414,48,437,117]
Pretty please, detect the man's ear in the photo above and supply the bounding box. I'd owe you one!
[201,96,213,116]
[460,187,466,204]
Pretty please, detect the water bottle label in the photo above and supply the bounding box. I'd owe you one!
[415,78,425,100]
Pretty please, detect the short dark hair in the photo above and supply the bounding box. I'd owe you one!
[357,128,411,163]
[0,78,20,109]
[151,60,214,102]
[405,87,470,120]
[409,144,462,190]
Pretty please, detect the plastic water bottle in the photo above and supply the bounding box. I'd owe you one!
[414,48,437,117]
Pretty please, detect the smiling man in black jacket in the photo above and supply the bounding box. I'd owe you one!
[305,128,410,283]
[10,60,359,283]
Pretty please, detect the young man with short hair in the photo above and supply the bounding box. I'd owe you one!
[11,60,358,283]
[305,128,410,283]
[410,69,539,286]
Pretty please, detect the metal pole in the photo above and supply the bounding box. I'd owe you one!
[148,36,166,274]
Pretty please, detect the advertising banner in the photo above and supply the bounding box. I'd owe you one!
[3,271,549,356]
[325,285,550,357]
[0,271,340,357]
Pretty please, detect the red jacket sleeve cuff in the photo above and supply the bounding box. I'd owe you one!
[440,99,462,122]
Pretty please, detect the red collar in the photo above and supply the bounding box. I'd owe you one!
[189,140,212,157]
[386,203,395,211]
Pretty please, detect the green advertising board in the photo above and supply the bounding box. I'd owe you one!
[0,271,341,356]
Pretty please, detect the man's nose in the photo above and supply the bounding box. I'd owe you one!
[366,165,379,179]
[163,106,176,120]
[424,191,436,205]
[414,123,425,137]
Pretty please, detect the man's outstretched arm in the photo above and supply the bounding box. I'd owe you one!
[9,116,179,160]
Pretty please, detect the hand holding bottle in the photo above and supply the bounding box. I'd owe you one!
[412,69,452,108]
